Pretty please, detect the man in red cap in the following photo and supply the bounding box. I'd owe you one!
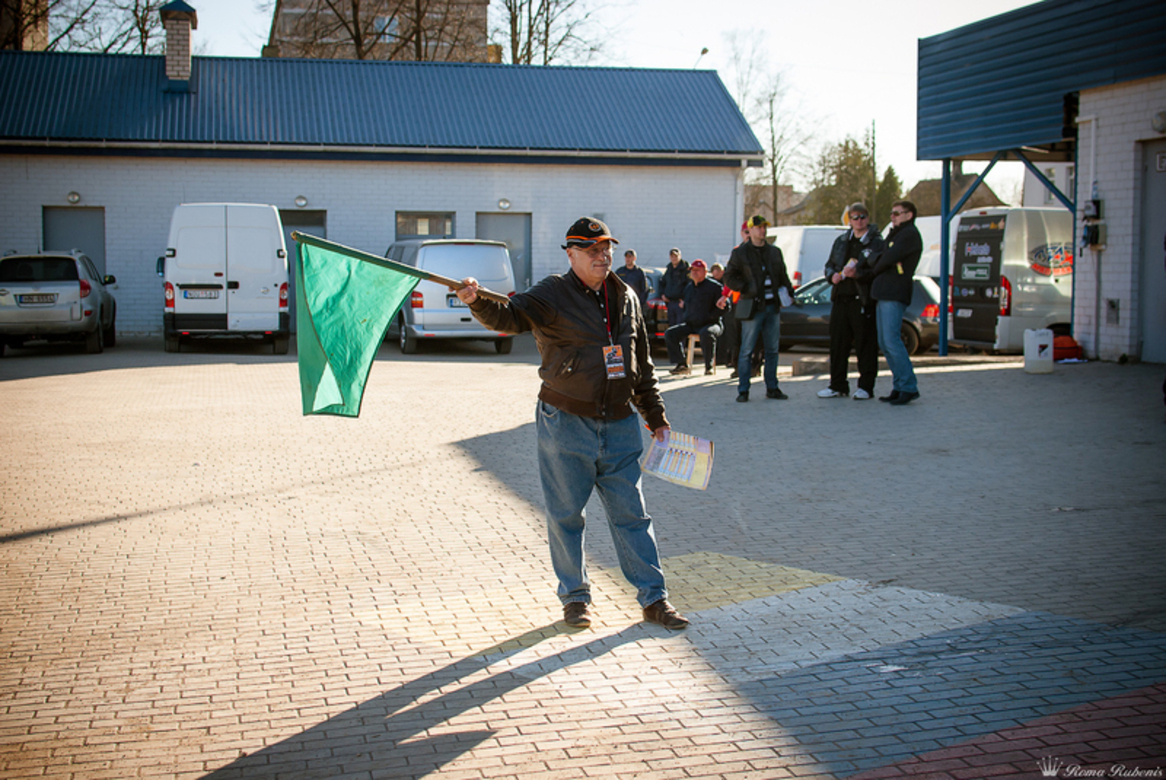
[663,259,724,375]
[456,217,689,631]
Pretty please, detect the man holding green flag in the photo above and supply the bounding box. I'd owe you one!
[456,217,689,632]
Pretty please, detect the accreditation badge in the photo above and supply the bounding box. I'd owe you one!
[603,344,626,380]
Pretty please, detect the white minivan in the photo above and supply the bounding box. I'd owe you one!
[767,225,848,289]
[384,239,517,354]
[158,203,290,354]
[949,207,1073,352]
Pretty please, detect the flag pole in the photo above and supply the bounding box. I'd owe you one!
[290,232,512,304]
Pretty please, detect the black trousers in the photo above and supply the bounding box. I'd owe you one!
[828,295,878,394]
[665,322,723,368]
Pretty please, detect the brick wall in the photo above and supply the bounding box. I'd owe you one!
[1075,75,1166,360]
[0,155,744,335]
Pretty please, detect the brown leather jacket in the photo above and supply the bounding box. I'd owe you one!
[468,269,668,431]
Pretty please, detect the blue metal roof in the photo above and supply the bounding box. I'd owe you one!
[917,0,1166,161]
[0,52,762,161]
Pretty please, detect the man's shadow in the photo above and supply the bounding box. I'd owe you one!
[201,624,647,779]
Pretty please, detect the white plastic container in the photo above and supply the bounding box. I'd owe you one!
[1024,328,1054,373]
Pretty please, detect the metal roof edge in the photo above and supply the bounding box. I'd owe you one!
[0,139,762,166]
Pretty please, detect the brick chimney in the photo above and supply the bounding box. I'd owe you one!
[159,0,198,83]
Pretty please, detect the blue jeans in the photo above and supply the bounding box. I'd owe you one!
[536,400,667,608]
[737,302,781,393]
[876,300,918,394]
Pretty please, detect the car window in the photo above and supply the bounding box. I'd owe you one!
[795,278,832,305]
[418,244,512,285]
[0,257,79,283]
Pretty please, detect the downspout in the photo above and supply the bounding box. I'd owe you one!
[1077,114,1099,357]
[939,159,951,356]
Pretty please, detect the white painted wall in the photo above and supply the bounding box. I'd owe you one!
[0,155,747,334]
[1075,74,1166,360]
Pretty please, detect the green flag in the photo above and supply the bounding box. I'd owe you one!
[294,235,423,417]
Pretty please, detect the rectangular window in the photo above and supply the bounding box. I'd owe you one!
[396,212,454,240]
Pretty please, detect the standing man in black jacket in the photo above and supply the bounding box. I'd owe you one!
[818,203,885,400]
[659,248,690,328]
[724,215,795,402]
[456,217,689,632]
[870,201,923,405]
[664,259,723,375]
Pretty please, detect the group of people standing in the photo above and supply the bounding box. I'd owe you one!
[817,201,922,405]
[634,202,924,405]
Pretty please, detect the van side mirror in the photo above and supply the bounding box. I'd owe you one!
[156,257,165,277]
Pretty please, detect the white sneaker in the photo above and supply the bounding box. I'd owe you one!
[817,387,845,398]
[853,388,871,400]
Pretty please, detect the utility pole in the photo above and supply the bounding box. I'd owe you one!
[870,119,878,219]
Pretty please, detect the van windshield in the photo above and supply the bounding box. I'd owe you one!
[420,244,510,283]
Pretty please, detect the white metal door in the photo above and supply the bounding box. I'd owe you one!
[226,205,284,332]
[1140,139,1166,364]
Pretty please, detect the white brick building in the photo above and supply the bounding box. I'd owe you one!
[1073,76,1166,362]
[0,3,762,337]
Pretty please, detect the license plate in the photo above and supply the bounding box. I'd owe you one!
[18,294,55,304]
[448,296,467,308]
[183,290,220,299]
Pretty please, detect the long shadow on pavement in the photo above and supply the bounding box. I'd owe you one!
[200,624,645,780]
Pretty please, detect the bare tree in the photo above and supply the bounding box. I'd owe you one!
[722,30,817,224]
[489,0,602,65]
[267,0,487,61]
[2,0,166,53]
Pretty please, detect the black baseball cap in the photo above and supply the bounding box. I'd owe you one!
[562,217,619,249]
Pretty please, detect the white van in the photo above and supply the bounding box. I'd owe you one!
[767,225,848,288]
[914,215,958,280]
[949,207,1073,352]
[158,203,290,354]
[384,239,517,354]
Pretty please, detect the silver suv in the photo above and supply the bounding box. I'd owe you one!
[384,239,517,354]
[0,251,117,356]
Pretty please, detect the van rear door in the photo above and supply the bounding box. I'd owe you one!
[226,205,286,332]
[171,204,228,330]
[952,213,1005,345]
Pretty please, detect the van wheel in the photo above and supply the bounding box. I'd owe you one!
[85,323,104,354]
[273,335,289,355]
[495,338,512,355]
[398,318,417,354]
[164,334,180,353]
[900,323,920,355]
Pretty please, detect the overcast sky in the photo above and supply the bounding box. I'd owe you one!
[189,0,1041,201]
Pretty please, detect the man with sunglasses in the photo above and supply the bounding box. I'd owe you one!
[818,203,885,400]
[456,217,689,632]
[870,201,923,404]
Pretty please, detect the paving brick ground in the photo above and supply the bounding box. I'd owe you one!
[1,336,1164,779]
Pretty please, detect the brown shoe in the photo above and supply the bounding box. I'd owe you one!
[563,601,593,628]
[642,599,689,630]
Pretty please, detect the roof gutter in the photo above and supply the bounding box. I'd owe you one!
[1,138,765,165]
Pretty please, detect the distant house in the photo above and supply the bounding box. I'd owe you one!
[906,162,1004,217]
[264,0,493,63]
[744,183,802,227]
[0,2,762,336]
